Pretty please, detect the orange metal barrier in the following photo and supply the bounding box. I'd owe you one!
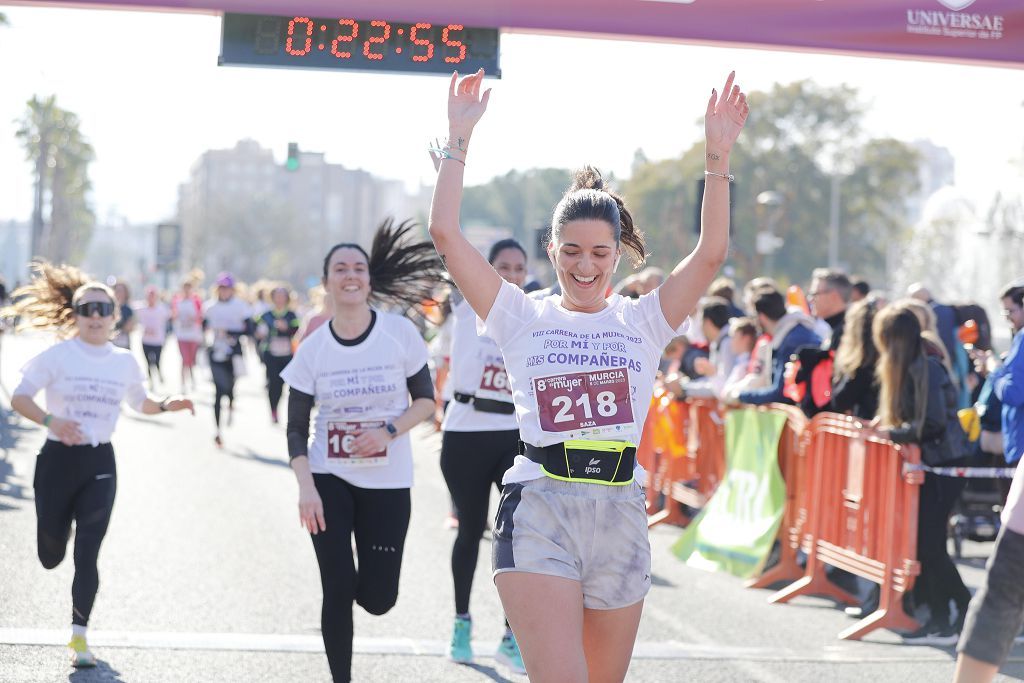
[646,397,726,528]
[746,403,810,589]
[767,413,923,641]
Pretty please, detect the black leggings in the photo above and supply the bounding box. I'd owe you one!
[142,343,164,380]
[264,354,291,414]
[440,429,518,616]
[916,470,971,623]
[33,441,116,627]
[210,358,236,429]
[310,474,410,682]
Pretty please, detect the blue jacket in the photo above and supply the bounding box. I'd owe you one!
[738,312,822,406]
[992,328,1024,464]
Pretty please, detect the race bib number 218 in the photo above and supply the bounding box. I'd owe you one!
[532,367,634,435]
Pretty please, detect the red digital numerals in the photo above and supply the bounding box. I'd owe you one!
[363,20,390,60]
[331,19,358,59]
[285,17,313,56]
[409,23,434,62]
[285,17,468,64]
[442,25,467,63]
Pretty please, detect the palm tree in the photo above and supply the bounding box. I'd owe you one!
[15,96,94,263]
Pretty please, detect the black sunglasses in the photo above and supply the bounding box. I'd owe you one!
[75,301,116,318]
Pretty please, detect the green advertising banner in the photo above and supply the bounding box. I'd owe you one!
[671,408,787,579]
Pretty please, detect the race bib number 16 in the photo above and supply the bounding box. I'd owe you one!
[327,420,389,466]
[533,367,634,435]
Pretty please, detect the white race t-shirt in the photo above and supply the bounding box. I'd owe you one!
[280,312,430,489]
[204,297,251,333]
[137,302,171,346]
[15,338,148,446]
[481,280,688,484]
[204,297,252,360]
[441,299,518,433]
[173,295,204,342]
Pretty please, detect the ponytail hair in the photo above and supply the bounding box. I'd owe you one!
[322,218,446,310]
[2,260,117,337]
[549,166,646,268]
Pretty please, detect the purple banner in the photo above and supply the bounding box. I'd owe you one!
[12,0,1024,67]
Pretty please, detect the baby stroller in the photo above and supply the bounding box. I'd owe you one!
[949,451,1007,559]
[949,382,1009,559]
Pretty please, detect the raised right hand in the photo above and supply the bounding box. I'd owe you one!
[447,69,491,135]
[50,417,85,446]
[298,483,326,535]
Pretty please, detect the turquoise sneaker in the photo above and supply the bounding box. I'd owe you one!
[448,616,473,664]
[495,633,526,675]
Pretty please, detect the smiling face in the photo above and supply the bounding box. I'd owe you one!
[550,219,620,313]
[75,288,117,345]
[492,247,528,288]
[324,247,371,307]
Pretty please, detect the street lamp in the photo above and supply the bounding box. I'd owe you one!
[756,190,785,275]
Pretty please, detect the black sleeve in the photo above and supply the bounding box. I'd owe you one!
[831,366,871,414]
[406,364,435,402]
[286,388,315,461]
[889,360,948,444]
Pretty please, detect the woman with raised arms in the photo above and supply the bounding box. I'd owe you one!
[428,69,748,682]
[281,219,443,683]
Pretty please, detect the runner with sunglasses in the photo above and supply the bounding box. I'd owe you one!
[6,262,194,669]
[428,69,748,681]
[282,219,444,683]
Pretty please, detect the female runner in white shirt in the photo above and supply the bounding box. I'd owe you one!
[441,238,528,672]
[428,70,748,682]
[282,219,445,683]
[7,262,194,669]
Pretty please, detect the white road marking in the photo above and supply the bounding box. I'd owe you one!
[0,628,974,662]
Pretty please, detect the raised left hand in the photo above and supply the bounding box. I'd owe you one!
[350,428,392,457]
[705,71,749,154]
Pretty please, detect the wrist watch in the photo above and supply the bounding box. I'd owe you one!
[385,422,398,438]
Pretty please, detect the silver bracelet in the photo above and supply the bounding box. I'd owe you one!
[704,170,735,182]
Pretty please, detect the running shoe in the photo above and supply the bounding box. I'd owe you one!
[902,620,959,646]
[448,616,473,664]
[68,636,96,668]
[495,633,526,675]
[214,434,223,448]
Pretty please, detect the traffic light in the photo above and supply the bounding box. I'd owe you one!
[286,142,299,171]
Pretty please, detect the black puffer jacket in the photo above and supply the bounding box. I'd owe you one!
[888,356,969,466]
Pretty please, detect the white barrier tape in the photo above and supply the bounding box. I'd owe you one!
[903,463,1016,479]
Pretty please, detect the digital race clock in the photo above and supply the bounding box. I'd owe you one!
[219,13,501,77]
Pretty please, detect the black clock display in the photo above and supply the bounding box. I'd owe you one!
[220,13,501,77]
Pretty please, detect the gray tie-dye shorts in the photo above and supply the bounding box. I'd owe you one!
[491,476,651,610]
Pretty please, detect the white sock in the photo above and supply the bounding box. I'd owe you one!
[72,625,87,639]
